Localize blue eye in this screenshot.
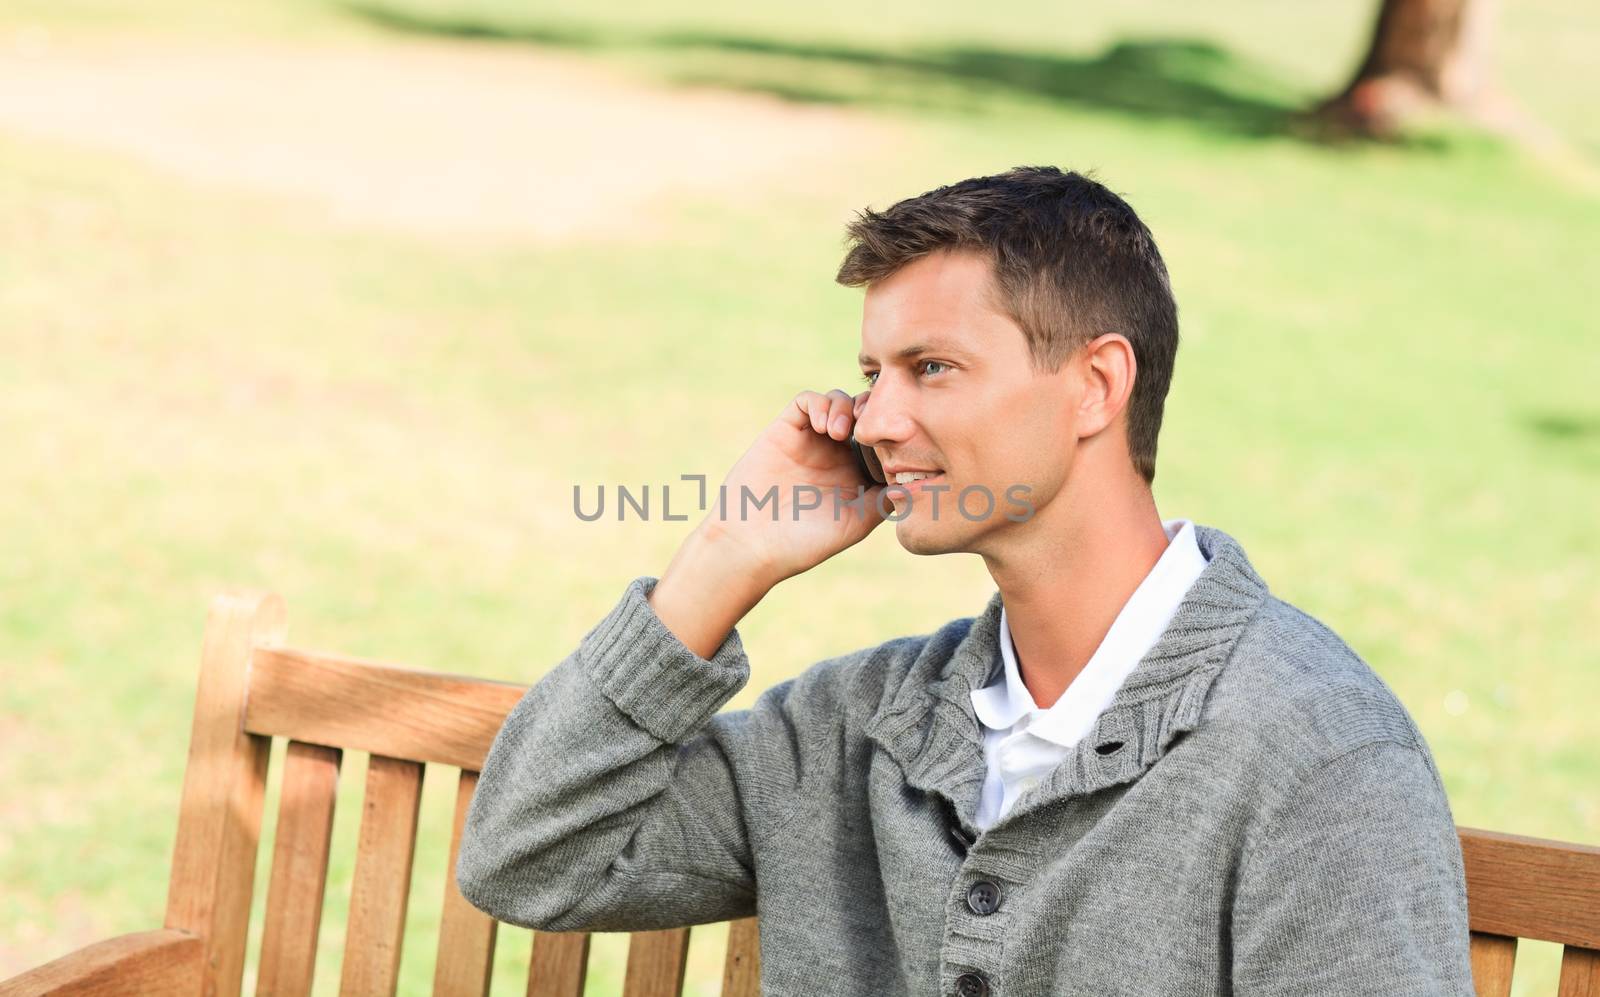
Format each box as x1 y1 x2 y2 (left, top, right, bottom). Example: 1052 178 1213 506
860 361 948 385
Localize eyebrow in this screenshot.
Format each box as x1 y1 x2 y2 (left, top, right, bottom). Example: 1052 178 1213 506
857 341 971 367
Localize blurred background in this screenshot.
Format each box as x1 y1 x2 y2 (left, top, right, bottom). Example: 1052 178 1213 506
1 0 1595 994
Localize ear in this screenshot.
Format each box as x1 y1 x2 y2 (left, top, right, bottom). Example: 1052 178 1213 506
1075 333 1137 439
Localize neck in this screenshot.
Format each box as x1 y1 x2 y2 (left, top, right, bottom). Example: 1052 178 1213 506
980 468 1170 710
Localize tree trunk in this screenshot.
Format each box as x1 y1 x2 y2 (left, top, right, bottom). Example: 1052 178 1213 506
1315 0 1498 137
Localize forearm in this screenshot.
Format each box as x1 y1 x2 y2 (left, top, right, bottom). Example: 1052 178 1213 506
456 574 759 931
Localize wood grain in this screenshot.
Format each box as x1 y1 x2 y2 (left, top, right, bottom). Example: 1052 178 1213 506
721 917 761 997
162 591 286 997
527 932 590 997
621 929 690 997
257 741 342 997
1559 945 1600 997
339 755 425 996
1461 826 1600 948
245 647 526 770
434 770 499 997
1468 931 1516 997
0 930 202 997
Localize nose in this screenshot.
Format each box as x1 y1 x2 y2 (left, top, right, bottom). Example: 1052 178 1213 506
852 381 914 452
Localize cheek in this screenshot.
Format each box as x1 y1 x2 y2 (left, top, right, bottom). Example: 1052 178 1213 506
950 384 1069 482
959 440 1035 499
985 415 1075 497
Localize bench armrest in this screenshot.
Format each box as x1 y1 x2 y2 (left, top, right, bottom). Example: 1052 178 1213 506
0 929 203 997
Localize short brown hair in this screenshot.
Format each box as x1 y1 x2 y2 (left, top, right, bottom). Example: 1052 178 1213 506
836 165 1179 486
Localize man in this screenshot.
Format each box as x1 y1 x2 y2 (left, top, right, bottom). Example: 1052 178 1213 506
457 166 1476 995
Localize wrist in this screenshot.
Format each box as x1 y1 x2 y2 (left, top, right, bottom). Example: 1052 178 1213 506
688 519 784 594
648 525 777 660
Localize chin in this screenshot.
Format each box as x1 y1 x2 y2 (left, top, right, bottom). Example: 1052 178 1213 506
892 511 974 556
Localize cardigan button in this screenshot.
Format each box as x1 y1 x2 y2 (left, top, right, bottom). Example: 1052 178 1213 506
955 971 991 997
966 879 1002 915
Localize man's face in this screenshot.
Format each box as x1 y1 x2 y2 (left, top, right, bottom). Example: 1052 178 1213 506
855 249 1081 555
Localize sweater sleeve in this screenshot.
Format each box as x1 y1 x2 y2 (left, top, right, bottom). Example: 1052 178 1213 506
1231 740 1476 996
454 575 822 933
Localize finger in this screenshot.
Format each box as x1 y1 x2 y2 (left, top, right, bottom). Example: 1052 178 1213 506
824 388 854 440
853 389 870 419
808 393 831 434
783 391 827 433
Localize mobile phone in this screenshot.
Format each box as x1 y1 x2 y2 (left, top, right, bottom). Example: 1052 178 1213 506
848 430 887 485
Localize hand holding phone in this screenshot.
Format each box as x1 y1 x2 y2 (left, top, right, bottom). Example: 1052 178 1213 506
650 388 888 656
685 388 889 588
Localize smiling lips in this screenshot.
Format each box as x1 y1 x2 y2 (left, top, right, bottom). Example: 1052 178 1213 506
887 471 946 500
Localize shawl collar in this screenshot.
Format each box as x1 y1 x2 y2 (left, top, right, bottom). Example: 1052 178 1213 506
863 523 1271 836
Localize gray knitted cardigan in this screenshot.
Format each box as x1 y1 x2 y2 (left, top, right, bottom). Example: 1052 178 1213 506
457 523 1476 996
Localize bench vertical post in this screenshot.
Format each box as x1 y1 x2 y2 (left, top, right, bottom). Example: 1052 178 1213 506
162 591 287 997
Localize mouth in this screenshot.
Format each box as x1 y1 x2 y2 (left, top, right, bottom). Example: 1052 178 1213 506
887 471 945 494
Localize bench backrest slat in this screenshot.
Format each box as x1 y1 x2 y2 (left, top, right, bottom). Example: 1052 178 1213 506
622 929 691 997
1558 946 1600 997
720 917 761 997
436 769 499 997
339 755 425 996
1468 931 1516 997
257 740 342 996
527 931 590 996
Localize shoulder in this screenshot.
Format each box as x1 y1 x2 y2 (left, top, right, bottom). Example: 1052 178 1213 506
1191 595 1463 853
1205 594 1435 780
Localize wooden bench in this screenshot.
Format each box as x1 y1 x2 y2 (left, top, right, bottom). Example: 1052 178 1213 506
1 590 1596 997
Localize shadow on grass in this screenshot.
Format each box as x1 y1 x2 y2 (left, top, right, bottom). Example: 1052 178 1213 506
1526 411 1600 441
1522 409 1600 473
336 2 1448 148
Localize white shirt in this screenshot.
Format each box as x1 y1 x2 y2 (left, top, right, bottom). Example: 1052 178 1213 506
969 518 1210 831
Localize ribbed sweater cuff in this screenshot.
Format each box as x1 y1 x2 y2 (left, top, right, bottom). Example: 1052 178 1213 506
577 575 751 743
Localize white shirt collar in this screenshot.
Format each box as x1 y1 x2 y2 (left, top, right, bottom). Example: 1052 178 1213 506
970 518 1210 747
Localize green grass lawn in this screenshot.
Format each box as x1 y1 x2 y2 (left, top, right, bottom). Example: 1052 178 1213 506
1 0 1596 994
